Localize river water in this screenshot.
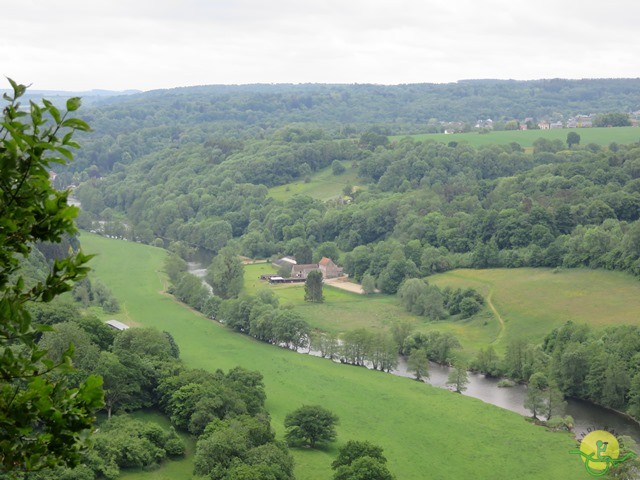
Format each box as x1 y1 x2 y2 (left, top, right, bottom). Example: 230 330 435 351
393 359 640 442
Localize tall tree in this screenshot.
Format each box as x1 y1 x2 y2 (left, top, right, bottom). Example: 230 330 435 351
304 270 324 303
206 248 244 299
0 79 104 471
331 440 387 470
284 405 338 448
524 372 548 420
566 131 581 148
447 360 470 393
407 348 430 381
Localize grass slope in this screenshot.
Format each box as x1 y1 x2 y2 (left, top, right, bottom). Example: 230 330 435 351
429 268 640 353
268 161 361 201
391 126 640 149
80 233 583 479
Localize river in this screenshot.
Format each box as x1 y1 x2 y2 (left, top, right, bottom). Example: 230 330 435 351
394 359 640 442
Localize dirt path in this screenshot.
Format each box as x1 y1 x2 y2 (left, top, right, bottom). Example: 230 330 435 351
324 277 364 294
487 290 505 344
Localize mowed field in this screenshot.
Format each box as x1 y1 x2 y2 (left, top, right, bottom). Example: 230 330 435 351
390 126 640 149
268 160 361 201
80 233 584 480
428 268 640 353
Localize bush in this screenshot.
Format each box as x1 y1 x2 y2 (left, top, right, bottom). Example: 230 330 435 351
459 297 482 318
332 160 346 175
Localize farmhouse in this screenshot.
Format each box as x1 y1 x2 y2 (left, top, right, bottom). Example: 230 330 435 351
291 263 320 279
290 257 342 280
318 257 341 278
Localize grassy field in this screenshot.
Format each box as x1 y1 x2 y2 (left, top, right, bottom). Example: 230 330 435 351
244 264 416 333
80 233 584 479
268 161 362 201
428 268 640 354
390 126 640 149
244 264 640 359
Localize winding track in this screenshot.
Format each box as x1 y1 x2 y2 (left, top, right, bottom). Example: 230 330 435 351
487 290 506 344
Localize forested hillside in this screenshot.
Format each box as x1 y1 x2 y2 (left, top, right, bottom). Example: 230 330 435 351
61 78 640 176
75 129 640 287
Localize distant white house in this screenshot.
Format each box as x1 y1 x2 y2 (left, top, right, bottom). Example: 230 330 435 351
106 319 130 331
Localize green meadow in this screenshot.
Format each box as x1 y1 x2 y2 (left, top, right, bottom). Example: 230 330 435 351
244 263 416 333
268 161 361 201
428 268 640 354
391 126 640 149
244 264 640 360
80 233 584 479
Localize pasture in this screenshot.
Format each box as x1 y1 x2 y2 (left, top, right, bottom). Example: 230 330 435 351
391 126 640 149
80 233 584 479
429 267 640 353
268 160 361 201
244 263 416 333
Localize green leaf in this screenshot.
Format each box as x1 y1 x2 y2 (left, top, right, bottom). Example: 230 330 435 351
60 118 91 131
54 146 73 161
66 97 81 112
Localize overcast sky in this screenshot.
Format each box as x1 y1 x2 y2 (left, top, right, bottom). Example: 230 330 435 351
3 0 639 91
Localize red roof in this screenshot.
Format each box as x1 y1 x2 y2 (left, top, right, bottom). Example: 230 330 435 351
319 257 333 266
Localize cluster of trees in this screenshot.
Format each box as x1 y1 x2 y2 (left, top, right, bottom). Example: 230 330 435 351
23 416 187 480
157 365 294 480
470 321 640 423
397 279 484 319
71 277 120 312
311 329 399 371
310 324 465 377
331 441 395 480
402 330 462 365
25 298 291 479
220 294 311 351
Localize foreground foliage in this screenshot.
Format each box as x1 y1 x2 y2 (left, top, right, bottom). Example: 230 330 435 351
0 80 103 472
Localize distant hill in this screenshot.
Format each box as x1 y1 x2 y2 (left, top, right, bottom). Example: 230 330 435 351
59 78 640 173
2 88 142 108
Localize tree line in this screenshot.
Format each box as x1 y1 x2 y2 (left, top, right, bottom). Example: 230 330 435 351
471 321 640 423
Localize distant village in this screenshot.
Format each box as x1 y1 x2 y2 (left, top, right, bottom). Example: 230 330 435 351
440 111 640 134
